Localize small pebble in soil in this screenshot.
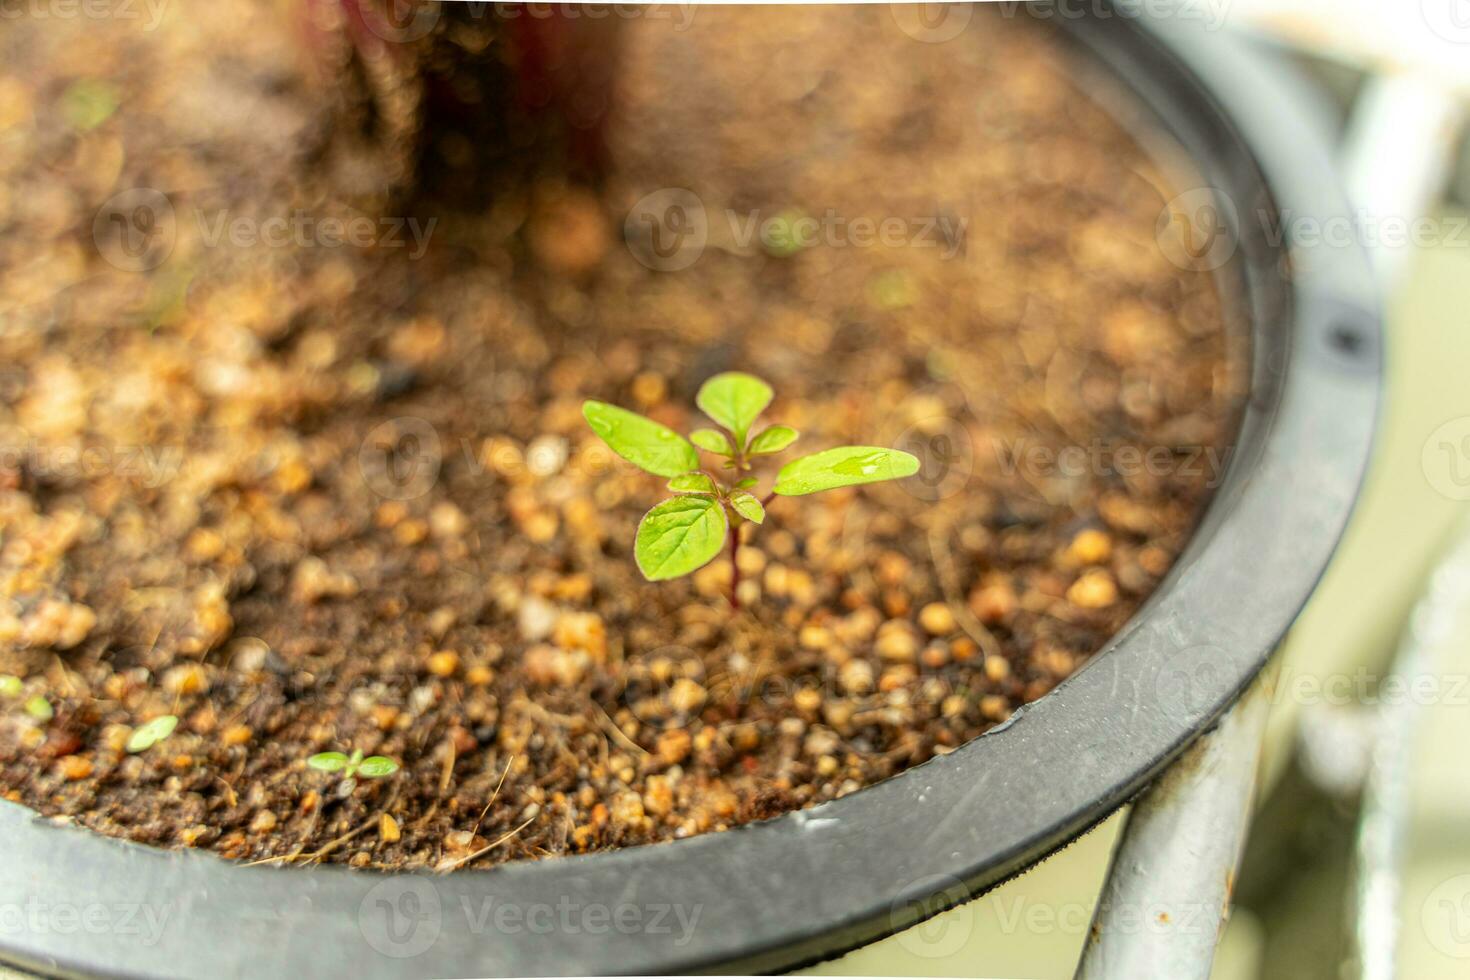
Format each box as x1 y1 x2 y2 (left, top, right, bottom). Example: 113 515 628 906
1066 570 1119 609
1068 529 1113 565
427 651 461 678
918 602 957 636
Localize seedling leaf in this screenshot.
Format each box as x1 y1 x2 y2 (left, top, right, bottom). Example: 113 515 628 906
582 400 700 477
761 209 809 258
733 477 758 490
126 715 178 753
773 446 921 496
25 696 52 722
308 752 349 773
729 491 765 524
690 428 733 455
748 425 798 456
635 495 728 581
0 675 20 697
356 756 400 778
62 78 119 131
695 373 772 446
667 473 717 495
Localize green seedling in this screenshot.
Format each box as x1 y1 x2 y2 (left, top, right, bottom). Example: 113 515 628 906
126 715 178 754
0 675 21 697
61 78 119 131
761 209 811 258
24 696 52 723
583 372 919 608
309 748 400 795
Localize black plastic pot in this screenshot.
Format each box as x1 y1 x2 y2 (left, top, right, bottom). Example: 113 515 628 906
0 8 1379 978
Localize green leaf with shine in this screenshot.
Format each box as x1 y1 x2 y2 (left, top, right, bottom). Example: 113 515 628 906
357 756 400 778
734 477 758 490
583 401 700 477
773 446 921 496
635 496 728 581
695 373 772 445
748 425 798 456
690 428 733 455
668 473 717 495
127 715 178 753
308 752 349 773
729 491 765 524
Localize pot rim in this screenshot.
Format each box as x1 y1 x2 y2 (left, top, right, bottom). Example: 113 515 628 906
0 9 1380 979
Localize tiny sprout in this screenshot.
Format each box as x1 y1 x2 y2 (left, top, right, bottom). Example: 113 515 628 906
308 748 399 781
583 372 919 609
25 696 53 723
61 78 119 132
760 209 810 258
127 715 178 754
0 675 21 697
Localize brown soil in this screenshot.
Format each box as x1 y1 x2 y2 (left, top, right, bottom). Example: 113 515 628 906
0 5 1241 870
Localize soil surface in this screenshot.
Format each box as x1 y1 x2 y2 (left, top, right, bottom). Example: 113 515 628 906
0 4 1241 869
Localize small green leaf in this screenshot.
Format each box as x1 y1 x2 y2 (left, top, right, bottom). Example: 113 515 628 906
25 696 52 722
356 756 400 778
668 473 717 495
761 209 810 258
126 715 178 754
689 428 733 455
729 491 765 524
62 78 119 131
733 477 758 490
308 752 349 773
870 268 916 310
773 446 921 496
583 400 700 477
748 425 798 456
696 373 772 446
634 495 728 581
0 675 21 697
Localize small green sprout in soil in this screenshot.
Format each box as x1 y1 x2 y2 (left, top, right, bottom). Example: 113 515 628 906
0 675 21 698
24 696 52 723
308 748 400 796
761 209 810 258
126 715 179 754
60 78 119 131
583 372 920 609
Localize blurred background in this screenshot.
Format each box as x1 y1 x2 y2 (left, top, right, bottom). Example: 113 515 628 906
813 4 1470 978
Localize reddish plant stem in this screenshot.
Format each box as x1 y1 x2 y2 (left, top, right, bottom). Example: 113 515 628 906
728 522 741 611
